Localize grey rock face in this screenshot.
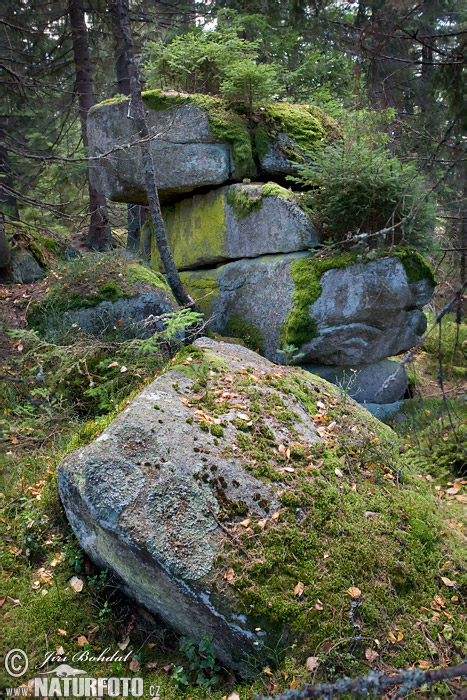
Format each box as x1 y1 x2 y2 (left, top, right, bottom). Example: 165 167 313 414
302 359 409 404
258 133 311 177
57 339 322 670
301 257 433 364
180 253 305 361
87 101 234 203
10 247 45 283
59 291 179 338
150 184 319 272
180 254 434 365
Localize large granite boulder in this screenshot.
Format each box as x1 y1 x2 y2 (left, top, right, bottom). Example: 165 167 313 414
57 338 450 674
88 99 234 203
302 359 409 404
27 254 179 339
149 183 319 272
87 92 338 203
180 251 434 365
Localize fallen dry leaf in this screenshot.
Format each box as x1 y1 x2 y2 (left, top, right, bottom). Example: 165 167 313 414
224 568 235 584
77 635 88 647
263 666 274 676
365 647 379 663
334 467 343 478
57 629 67 637
417 659 432 670
347 587 361 599
118 636 130 651
239 518 251 528
441 576 456 587
69 576 83 593
56 646 65 656
294 581 305 597
226 693 240 700
289 676 298 689
129 659 140 673
305 656 320 672
315 599 324 611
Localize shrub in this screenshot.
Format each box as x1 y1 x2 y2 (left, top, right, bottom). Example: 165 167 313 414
220 58 280 115
290 110 436 249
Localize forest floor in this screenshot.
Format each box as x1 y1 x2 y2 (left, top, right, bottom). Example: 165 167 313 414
0 248 465 699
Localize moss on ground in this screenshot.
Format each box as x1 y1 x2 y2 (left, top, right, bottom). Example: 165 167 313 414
225 182 294 220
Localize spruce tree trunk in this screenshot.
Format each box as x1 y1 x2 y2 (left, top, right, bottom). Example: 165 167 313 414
115 0 197 309
69 0 112 251
110 0 143 252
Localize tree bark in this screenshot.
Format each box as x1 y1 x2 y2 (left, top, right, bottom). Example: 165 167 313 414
68 0 112 251
0 142 19 222
110 0 144 253
114 0 197 309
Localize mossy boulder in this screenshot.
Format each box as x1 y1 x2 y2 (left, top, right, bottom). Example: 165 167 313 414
87 92 338 203
180 250 434 365
57 338 464 674
148 183 319 272
27 252 179 339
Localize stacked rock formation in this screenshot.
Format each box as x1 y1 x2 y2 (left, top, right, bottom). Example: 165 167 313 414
87 92 435 404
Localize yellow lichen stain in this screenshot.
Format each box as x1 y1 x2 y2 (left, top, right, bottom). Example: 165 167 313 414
150 189 228 272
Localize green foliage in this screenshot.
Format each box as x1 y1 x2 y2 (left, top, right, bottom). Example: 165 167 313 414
276 343 305 366
289 111 436 247
172 635 221 691
5 305 200 418
220 59 280 115
143 16 257 96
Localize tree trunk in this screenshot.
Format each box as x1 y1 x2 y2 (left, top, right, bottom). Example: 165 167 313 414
115 0 197 309
68 0 112 251
110 0 144 253
0 142 19 222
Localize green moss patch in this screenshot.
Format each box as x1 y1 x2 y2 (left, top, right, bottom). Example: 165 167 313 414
280 251 359 347
225 314 264 351
253 103 341 162
225 182 294 220
393 247 437 286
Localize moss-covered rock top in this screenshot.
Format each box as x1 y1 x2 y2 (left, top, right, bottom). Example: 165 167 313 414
91 90 340 179
27 252 172 330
